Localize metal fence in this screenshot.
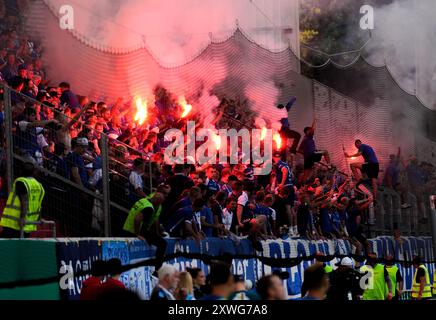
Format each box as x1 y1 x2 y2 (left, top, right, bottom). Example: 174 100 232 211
0 84 155 237
0 83 433 238
374 188 432 237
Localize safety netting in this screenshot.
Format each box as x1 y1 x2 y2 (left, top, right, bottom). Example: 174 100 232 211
22 0 436 171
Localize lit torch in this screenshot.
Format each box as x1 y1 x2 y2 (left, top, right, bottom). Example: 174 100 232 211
273 133 282 150
134 97 147 125
260 126 267 141
179 97 192 118
213 133 221 150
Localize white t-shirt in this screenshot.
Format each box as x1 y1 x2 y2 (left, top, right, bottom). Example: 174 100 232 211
129 170 143 190
237 191 249 207
222 208 233 231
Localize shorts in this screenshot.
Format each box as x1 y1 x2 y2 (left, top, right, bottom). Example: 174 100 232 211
304 151 323 169
284 185 295 206
361 163 379 179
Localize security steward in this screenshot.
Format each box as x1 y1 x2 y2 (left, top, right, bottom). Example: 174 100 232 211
412 255 432 300
359 252 393 300
385 254 403 300
123 187 169 270
0 162 45 238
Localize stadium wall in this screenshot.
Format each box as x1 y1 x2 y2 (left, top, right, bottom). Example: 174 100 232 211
0 237 433 300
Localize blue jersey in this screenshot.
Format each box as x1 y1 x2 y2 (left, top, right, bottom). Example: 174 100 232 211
358 144 378 164
276 160 293 186
206 179 220 195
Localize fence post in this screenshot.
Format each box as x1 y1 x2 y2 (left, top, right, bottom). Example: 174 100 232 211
3 86 14 192
429 196 436 263
101 134 111 236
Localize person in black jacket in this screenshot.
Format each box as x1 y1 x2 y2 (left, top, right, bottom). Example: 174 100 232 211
327 257 364 301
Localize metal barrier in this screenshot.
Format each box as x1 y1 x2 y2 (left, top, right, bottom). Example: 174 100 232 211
0 82 432 238
375 188 432 237
0 84 155 237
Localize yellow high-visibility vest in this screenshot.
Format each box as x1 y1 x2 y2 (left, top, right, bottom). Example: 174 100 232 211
385 265 399 296
412 265 432 299
433 272 436 295
0 177 45 233
360 264 388 300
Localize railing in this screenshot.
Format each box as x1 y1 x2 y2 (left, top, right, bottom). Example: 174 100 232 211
0 84 154 237
374 188 432 237
0 83 433 238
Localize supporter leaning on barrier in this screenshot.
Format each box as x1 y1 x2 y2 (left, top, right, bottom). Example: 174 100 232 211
0 162 44 238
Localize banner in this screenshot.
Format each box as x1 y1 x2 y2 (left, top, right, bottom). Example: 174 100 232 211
56 240 101 300
49 236 434 300
101 239 155 300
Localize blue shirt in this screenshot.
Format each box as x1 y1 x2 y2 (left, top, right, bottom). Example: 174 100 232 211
66 151 88 187
320 208 333 234
358 144 378 164
165 206 194 235
276 160 293 186
300 135 316 158
206 179 220 195
200 206 214 237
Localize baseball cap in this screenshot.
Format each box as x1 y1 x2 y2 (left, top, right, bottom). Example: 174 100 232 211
338 257 354 267
76 137 89 147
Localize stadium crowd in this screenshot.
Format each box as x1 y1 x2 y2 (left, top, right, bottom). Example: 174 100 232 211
1 0 436 303
0 2 436 250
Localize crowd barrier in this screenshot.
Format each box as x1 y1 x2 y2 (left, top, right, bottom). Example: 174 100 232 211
0 236 434 300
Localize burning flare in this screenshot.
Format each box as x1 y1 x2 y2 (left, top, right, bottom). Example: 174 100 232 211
134 97 147 125
273 133 282 150
179 97 193 118
213 133 221 150
260 126 267 141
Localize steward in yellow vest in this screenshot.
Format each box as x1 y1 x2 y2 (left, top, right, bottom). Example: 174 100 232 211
433 270 436 296
412 256 432 300
359 253 393 300
385 255 403 300
123 190 168 270
0 164 45 238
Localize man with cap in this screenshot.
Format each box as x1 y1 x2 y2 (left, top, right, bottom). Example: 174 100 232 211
327 257 364 301
66 137 89 188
